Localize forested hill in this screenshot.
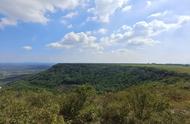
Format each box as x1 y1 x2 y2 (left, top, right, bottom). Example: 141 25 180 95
13 64 190 91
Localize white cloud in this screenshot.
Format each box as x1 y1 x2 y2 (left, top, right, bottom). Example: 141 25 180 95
100 22 158 47
0 18 17 28
0 0 85 28
89 0 130 23
87 8 95 13
48 14 190 53
47 42 73 49
111 48 130 53
146 0 167 9
47 32 102 50
101 15 190 47
146 1 152 7
23 46 32 51
63 12 78 19
122 5 132 12
96 28 108 34
177 16 190 25
148 11 170 18
86 16 97 22
60 20 73 29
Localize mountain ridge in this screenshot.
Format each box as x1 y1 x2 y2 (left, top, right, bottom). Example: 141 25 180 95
10 64 190 91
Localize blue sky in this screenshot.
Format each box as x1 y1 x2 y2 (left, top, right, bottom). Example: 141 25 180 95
0 0 190 63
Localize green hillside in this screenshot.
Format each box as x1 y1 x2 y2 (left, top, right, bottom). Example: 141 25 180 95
2 64 190 123
12 64 190 91
126 64 190 74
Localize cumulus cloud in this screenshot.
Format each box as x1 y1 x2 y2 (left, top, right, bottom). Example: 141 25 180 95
89 0 130 23
100 15 190 47
48 15 190 52
47 32 102 50
0 0 85 27
100 22 158 47
23 46 32 51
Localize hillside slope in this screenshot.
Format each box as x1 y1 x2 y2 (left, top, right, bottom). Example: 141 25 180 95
13 64 190 90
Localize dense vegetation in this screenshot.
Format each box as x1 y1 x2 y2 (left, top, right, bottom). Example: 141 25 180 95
126 64 190 74
1 83 190 124
14 64 190 91
1 64 190 124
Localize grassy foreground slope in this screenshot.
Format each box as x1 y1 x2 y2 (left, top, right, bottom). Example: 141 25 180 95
12 64 190 91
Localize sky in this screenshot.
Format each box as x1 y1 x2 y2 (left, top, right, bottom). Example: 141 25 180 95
0 0 190 63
